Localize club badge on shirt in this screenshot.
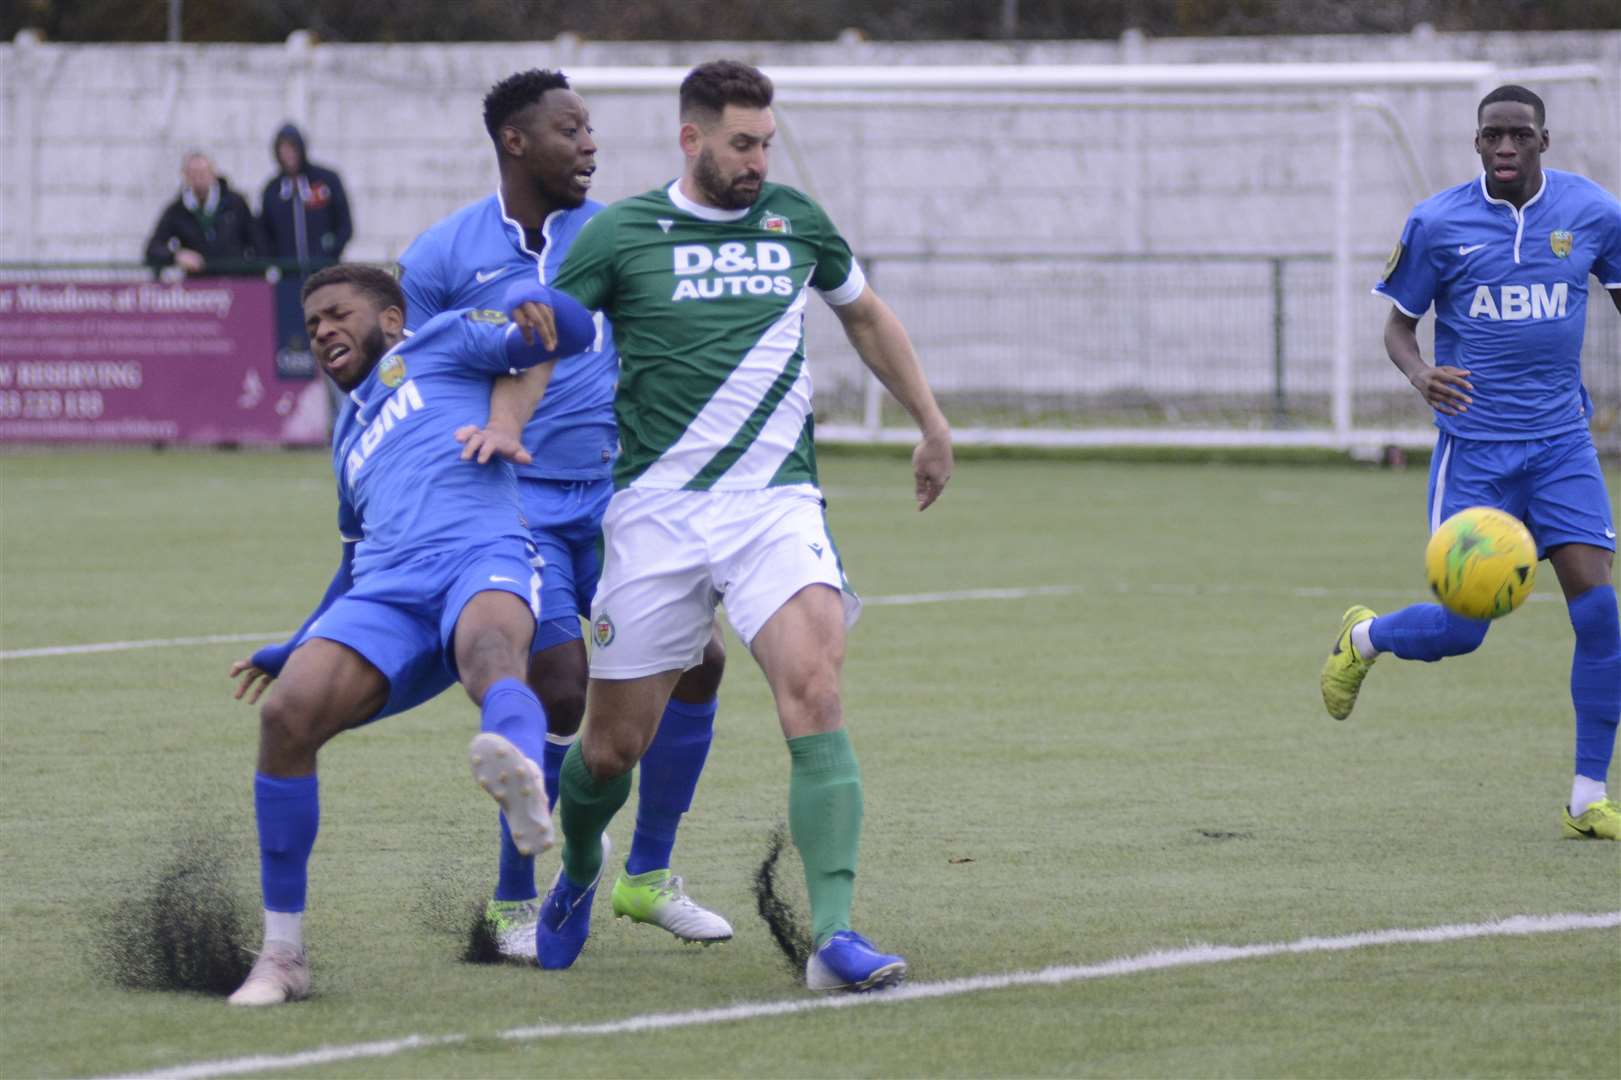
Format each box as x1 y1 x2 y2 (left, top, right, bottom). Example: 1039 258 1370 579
1549 230 1573 258
378 354 406 388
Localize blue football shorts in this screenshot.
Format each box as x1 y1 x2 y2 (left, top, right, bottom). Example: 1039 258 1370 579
519 477 613 654
299 537 542 722
1427 428 1617 559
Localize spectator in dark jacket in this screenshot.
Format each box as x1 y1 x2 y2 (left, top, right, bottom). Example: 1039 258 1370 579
258 123 353 267
144 152 257 274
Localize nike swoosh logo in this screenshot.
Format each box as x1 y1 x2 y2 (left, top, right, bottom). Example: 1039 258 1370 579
1569 821 1598 838
475 269 503 283
1457 243 1487 256
1607 528 1617 539
489 575 520 584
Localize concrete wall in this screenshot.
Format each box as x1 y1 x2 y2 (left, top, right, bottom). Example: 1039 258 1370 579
2 30 1617 428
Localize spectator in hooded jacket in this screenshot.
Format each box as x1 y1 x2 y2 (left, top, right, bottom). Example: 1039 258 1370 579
259 123 353 267
144 152 258 274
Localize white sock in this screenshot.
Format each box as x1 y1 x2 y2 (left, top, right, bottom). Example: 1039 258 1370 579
1350 618 1380 661
1570 775 1607 817
264 909 304 950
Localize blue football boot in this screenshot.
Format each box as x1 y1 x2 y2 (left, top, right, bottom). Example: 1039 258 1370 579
804 930 907 992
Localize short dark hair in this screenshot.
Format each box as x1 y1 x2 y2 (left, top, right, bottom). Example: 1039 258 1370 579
300 264 405 317
1478 84 1545 127
483 69 572 142
679 60 773 121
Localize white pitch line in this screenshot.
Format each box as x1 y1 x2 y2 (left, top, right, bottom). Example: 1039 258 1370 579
0 580 1562 661
864 583 1087 605
0 632 289 661
118 911 1619 1080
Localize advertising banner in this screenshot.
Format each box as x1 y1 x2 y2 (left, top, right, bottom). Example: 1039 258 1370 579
0 278 328 445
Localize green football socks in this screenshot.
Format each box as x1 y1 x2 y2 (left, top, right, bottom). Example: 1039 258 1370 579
787 728 864 948
557 741 631 887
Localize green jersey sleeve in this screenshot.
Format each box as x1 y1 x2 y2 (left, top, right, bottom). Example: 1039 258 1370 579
554 210 618 313
805 199 866 306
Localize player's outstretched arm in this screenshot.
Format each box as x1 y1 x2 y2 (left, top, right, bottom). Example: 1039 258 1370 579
830 286 953 510
458 283 595 465
1383 306 1472 416
463 371 544 465
228 541 355 703
500 281 594 367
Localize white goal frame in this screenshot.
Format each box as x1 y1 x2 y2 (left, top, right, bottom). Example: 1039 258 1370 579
572 62 1613 453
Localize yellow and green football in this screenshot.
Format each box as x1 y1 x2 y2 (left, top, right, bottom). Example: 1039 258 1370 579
1424 506 1537 620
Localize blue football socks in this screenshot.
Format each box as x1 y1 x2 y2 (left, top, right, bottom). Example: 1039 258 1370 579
1368 603 1490 662
626 696 716 876
543 733 573 814
1568 585 1621 782
255 772 319 914
482 677 546 903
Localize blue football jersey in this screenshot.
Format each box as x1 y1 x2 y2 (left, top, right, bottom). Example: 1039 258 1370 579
397 192 617 480
1374 169 1621 441
332 310 533 580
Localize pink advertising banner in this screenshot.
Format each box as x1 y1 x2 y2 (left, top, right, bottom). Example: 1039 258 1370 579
0 278 328 445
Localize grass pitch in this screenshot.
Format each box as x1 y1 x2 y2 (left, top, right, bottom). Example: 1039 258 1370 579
1 448 1618 1078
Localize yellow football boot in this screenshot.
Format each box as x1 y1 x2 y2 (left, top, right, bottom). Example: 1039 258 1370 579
1563 797 1621 840
1320 605 1378 721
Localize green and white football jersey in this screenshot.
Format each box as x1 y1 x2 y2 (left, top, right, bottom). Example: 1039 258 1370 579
554 180 866 491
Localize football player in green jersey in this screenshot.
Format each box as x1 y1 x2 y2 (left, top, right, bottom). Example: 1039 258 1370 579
470 59 952 990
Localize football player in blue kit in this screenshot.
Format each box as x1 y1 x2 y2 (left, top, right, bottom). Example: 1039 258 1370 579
224 264 595 1005
396 69 733 954
1321 85 1621 839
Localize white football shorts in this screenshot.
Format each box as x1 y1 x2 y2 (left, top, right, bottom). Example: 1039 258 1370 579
587 484 861 679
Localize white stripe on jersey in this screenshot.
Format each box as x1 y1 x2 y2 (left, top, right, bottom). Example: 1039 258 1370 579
632 286 810 491
723 364 815 487
1430 435 1454 534
1373 288 1427 320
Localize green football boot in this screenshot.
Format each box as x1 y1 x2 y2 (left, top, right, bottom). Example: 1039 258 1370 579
611 869 733 943
1320 605 1378 721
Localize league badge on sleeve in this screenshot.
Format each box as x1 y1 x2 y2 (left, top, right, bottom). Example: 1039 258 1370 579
1381 240 1404 281
1549 230 1573 258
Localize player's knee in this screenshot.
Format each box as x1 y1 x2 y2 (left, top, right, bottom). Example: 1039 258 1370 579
259 692 325 757
779 668 843 733
540 686 585 736
458 626 528 689
584 728 643 779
